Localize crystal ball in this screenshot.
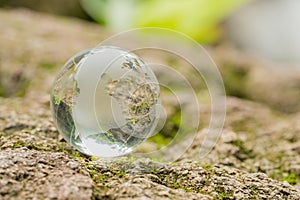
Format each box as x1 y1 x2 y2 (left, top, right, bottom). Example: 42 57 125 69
50 46 161 157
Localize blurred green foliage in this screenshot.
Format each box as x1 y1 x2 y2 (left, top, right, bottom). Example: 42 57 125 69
81 0 249 43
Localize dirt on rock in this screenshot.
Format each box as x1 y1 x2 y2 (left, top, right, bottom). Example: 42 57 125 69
0 8 300 200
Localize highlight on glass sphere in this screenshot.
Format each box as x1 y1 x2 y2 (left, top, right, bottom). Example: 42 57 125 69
50 46 161 158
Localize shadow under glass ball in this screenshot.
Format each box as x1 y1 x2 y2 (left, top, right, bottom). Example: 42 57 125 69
50 46 161 158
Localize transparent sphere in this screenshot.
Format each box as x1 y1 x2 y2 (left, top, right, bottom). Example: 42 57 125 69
50 46 160 157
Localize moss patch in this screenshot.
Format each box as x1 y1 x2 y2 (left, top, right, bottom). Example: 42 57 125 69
39 62 58 70
221 63 249 98
271 169 300 185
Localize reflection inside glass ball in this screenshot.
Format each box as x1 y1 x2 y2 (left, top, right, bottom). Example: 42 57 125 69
50 46 160 157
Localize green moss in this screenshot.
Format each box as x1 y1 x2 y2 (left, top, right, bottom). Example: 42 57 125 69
270 169 299 185
39 62 57 70
71 151 86 160
86 164 104 182
0 85 4 97
54 97 62 105
147 109 182 147
231 140 243 148
199 163 213 170
89 169 98 176
57 142 67 150
0 77 30 97
282 173 299 185
249 185 259 191
147 134 172 148
230 140 255 161
85 161 128 185
134 102 150 115
116 171 126 178
90 156 98 161
184 188 192 192
173 182 179 189
170 110 181 129
90 171 107 183
17 80 30 97
215 187 232 199
13 141 23 148
9 139 55 152
126 156 137 163
218 192 231 199
222 63 249 98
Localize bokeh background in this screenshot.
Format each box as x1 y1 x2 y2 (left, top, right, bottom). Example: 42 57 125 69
1 0 300 64
1 0 300 111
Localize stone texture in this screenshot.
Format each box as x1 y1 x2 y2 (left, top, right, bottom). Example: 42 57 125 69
85 159 300 199
0 148 93 200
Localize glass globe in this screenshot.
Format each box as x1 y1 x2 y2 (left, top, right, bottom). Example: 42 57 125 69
50 46 160 157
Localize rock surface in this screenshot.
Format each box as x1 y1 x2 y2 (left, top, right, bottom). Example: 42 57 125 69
0 149 92 200
0 8 300 199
